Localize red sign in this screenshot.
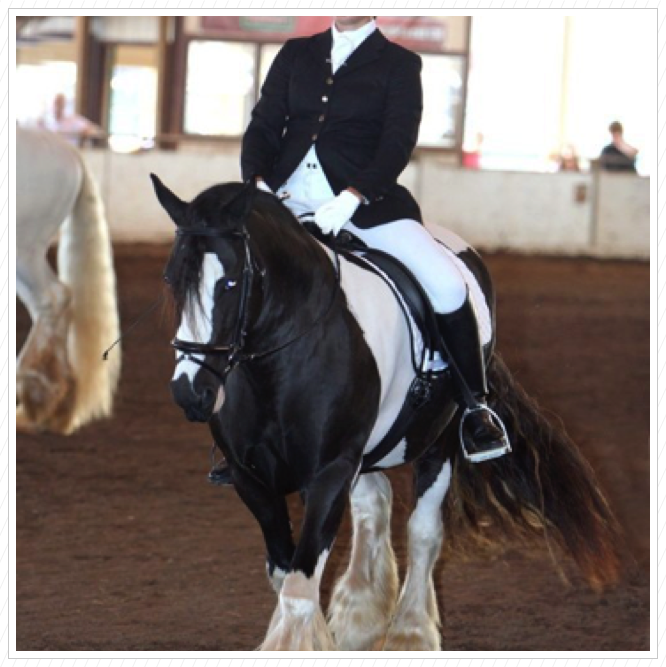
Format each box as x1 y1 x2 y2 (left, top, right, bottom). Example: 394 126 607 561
199 16 449 53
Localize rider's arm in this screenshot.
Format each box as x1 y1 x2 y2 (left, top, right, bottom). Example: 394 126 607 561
348 51 423 202
241 41 296 183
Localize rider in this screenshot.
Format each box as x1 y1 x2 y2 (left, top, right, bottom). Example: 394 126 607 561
210 16 508 484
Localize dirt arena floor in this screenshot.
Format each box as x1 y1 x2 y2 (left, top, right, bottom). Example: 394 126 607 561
17 245 649 651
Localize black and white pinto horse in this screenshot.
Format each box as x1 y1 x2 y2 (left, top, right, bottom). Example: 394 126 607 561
152 177 621 651
17 127 120 434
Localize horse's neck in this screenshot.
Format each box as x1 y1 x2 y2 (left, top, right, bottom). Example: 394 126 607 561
249 219 337 348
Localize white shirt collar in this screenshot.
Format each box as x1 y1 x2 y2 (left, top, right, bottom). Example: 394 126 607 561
331 19 377 52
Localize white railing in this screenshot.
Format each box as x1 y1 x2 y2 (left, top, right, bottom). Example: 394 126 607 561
81 145 649 260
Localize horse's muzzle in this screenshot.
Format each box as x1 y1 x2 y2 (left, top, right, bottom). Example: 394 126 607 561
170 375 217 423
183 402 213 423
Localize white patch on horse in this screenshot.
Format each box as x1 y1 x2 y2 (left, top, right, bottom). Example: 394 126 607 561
213 386 226 413
279 549 329 606
329 472 399 650
174 252 225 384
384 460 451 650
261 549 335 650
373 438 407 469
353 257 425 369
267 564 288 594
335 254 416 455
411 460 452 537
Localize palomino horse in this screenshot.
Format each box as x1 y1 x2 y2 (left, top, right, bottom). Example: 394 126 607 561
17 127 120 434
152 177 620 651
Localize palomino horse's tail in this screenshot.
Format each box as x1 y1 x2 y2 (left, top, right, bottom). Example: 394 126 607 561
444 353 622 590
57 157 121 430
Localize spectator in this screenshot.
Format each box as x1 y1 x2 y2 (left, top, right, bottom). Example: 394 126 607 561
599 121 638 173
39 93 101 146
556 143 581 172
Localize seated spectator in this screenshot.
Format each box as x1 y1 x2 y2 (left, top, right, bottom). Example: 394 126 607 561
555 143 581 172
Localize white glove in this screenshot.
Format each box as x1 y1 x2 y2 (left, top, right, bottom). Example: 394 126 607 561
314 190 361 236
256 179 274 195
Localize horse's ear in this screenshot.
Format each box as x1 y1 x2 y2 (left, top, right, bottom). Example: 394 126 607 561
150 173 187 226
226 181 257 224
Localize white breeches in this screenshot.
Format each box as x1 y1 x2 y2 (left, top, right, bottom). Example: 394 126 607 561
345 219 468 314
280 147 468 315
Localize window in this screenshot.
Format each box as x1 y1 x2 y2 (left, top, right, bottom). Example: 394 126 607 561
16 37 78 128
465 16 566 171
418 55 465 148
258 44 281 93
107 45 158 151
16 60 78 127
184 41 256 136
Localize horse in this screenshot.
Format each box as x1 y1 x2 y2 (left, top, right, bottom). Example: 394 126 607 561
16 127 121 435
151 175 621 651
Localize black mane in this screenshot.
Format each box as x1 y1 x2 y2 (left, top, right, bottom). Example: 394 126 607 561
165 182 320 326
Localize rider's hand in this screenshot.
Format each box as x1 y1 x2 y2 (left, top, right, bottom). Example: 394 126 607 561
315 190 361 236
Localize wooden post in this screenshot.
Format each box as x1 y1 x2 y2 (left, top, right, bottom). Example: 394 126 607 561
156 16 170 145
458 17 473 166
160 17 187 148
74 16 92 115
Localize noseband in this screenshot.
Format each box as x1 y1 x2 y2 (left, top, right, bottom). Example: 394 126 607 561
171 223 340 385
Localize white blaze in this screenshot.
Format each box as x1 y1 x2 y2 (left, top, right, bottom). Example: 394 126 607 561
173 252 225 384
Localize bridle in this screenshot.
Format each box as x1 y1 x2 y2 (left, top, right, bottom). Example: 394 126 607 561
170 222 341 385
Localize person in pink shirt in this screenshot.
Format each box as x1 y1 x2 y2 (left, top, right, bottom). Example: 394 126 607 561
39 93 101 145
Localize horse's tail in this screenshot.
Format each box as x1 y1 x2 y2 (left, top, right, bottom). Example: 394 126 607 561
57 156 121 430
443 353 622 590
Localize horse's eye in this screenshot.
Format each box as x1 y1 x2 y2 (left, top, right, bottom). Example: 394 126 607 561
224 279 238 291
163 273 173 286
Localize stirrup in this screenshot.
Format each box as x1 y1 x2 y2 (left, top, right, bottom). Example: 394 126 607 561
459 404 512 463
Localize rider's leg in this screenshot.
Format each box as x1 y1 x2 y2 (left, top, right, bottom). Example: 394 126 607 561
345 219 508 461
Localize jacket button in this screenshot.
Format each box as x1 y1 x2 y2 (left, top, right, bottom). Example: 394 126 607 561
326 77 334 85
318 115 325 122
322 96 329 103
312 134 318 141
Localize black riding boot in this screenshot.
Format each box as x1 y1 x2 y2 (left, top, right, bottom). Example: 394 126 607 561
436 299 511 463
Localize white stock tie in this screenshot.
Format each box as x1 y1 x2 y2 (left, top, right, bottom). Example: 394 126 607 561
331 33 355 74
